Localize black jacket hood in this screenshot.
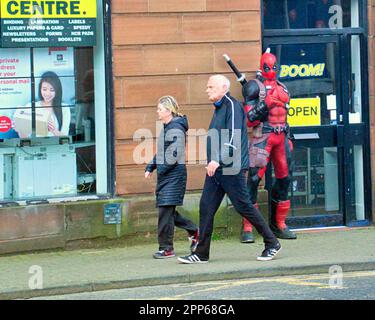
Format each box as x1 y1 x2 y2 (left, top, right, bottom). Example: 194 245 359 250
167 115 189 132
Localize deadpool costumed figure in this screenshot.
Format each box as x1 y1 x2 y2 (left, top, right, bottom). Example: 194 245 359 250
240 49 297 242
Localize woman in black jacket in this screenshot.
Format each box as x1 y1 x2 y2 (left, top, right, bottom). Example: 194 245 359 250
145 96 198 259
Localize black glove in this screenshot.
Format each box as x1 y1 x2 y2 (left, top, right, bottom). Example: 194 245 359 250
248 101 268 122
242 81 259 104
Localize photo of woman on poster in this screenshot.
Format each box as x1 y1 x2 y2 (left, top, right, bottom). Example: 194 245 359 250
13 71 71 138
37 71 71 137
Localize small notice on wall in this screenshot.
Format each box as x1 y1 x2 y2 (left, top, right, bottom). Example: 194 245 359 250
0 0 97 47
103 203 122 225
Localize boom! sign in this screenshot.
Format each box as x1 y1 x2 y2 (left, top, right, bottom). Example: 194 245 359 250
280 63 326 79
0 0 96 47
287 97 321 127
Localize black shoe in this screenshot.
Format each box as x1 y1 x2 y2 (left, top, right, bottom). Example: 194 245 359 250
270 224 297 239
240 231 255 243
177 254 208 264
153 249 175 259
188 230 199 253
257 243 282 261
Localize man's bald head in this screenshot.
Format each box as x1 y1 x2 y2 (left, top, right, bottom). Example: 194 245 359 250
206 75 231 103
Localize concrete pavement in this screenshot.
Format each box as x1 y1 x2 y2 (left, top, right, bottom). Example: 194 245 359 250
0 226 374 299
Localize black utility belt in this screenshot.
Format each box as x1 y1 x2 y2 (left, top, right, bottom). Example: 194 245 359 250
262 124 289 134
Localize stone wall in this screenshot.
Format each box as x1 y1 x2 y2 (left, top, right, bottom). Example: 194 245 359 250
0 191 268 255
111 0 262 195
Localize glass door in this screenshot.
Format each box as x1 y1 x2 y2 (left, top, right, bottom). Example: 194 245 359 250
264 34 371 229
264 36 341 228
261 0 371 230
340 33 371 226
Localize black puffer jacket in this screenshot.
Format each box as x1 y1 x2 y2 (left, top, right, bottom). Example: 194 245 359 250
145 116 188 207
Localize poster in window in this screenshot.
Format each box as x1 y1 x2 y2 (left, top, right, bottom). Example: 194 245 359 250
0 48 31 139
278 43 329 81
34 47 75 77
33 47 75 137
2 47 76 139
0 48 31 107
33 47 76 108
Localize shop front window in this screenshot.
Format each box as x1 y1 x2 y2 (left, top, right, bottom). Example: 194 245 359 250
268 41 337 126
264 0 360 30
0 1 108 202
288 147 339 216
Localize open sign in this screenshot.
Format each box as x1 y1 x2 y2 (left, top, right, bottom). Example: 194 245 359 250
288 97 321 127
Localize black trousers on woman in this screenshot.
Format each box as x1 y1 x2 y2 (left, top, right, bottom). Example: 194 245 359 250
158 205 197 251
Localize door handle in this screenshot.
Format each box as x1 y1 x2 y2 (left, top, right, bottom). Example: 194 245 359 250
337 124 344 147
293 133 320 140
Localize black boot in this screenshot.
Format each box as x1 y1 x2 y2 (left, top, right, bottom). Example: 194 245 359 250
270 200 297 240
241 217 255 243
241 231 255 243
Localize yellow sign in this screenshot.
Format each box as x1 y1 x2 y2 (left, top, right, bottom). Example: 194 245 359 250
288 97 321 127
280 63 325 78
1 0 96 19
1 0 97 47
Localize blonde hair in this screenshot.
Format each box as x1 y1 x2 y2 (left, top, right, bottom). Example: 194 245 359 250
157 95 183 117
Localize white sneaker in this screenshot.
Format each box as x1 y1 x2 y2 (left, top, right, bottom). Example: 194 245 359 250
257 244 282 261
177 254 208 264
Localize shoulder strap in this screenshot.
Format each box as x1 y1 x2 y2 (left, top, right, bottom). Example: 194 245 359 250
276 80 288 91
252 78 266 101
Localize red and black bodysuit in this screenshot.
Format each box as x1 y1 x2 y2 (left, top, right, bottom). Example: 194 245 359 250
241 50 297 241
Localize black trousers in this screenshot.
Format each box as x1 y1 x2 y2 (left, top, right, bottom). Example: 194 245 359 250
158 205 197 251
194 169 279 260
